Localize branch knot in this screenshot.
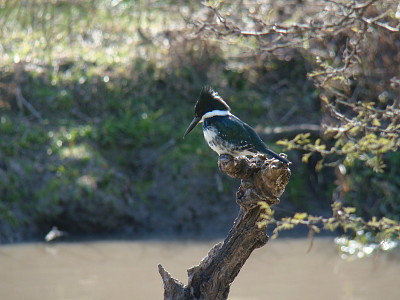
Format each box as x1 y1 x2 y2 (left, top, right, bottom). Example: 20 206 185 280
219 154 291 208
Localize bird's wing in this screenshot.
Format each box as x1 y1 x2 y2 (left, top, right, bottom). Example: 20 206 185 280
207 115 259 152
208 115 290 163
242 120 290 163
241 121 270 153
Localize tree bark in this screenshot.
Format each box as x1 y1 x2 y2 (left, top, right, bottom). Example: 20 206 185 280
158 154 291 300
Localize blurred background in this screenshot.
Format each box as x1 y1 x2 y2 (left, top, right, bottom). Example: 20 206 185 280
0 0 399 243
0 0 316 241
1 1 400 299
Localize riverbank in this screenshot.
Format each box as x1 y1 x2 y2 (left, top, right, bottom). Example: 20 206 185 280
1 1 398 243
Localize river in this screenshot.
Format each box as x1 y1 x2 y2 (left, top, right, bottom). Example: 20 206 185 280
0 238 399 300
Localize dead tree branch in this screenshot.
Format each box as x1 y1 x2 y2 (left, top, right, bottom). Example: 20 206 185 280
159 155 291 300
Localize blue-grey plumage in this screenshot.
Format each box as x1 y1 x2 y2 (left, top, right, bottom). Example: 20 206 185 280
184 87 290 164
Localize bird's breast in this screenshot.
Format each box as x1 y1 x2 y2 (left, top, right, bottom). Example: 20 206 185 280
203 127 224 154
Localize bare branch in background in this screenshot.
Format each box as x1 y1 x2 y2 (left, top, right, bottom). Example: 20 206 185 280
188 0 400 171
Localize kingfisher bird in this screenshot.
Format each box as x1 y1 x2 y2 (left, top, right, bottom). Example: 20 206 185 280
183 87 290 164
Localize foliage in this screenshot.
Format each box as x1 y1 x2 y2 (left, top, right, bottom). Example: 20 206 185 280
192 0 400 171
190 0 400 245
258 200 400 251
279 99 400 172
0 0 399 243
0 0 216 241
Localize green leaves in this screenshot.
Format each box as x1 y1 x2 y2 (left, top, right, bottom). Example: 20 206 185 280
278 98 400 173
256 200 400 248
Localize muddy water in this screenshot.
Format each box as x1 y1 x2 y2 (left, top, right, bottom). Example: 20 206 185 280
0 238 399 300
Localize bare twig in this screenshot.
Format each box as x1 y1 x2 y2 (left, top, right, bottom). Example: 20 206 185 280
14 85 43 121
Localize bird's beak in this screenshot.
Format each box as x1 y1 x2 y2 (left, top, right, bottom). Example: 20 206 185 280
183 117 201 138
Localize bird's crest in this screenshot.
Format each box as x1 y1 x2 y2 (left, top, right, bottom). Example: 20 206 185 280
194 86 231 118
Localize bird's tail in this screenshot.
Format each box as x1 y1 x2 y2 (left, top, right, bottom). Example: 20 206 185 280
263 148 291 164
